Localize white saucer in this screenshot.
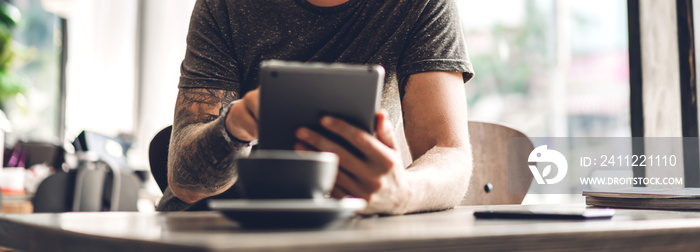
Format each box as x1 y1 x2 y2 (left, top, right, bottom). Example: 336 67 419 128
208 198 366 228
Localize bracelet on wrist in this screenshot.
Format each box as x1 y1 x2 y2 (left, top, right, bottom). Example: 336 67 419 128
220 100 254 147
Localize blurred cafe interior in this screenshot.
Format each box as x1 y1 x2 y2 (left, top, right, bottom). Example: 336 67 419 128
1 0 700 251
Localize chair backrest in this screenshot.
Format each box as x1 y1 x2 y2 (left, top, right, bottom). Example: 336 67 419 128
149 126 172 193
32 172 72 212
461 121 534 205
33 161 140 212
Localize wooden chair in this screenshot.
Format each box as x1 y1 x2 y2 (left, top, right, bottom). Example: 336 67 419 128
461 121 534 205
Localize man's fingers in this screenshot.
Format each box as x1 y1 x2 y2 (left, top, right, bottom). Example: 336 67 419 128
296 127 377 180
223 89 260 141
243 89 260 121
330 187 350 199
335 169 371 199
227 104 258 141
375 110 396 149
320 116 395 167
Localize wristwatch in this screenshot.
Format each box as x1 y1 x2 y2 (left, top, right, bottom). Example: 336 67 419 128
219 100 255 147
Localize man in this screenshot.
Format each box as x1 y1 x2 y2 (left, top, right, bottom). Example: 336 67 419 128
158 0 474 215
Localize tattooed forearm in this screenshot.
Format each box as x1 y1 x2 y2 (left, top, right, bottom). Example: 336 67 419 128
168 88 249 202
219 90 236 115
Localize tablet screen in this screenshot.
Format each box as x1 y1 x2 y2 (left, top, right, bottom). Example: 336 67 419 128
257 60 384 154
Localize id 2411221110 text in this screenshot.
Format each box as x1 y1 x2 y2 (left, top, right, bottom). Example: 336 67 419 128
580 155 678 168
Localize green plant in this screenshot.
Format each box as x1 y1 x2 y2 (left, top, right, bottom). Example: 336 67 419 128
0 1 26 106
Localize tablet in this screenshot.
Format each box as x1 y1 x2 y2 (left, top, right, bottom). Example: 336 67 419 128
257 60 385 154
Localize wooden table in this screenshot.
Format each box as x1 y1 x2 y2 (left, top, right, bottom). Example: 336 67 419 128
1 204 700 251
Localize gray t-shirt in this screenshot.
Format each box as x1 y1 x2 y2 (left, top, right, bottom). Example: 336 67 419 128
160 0 474 211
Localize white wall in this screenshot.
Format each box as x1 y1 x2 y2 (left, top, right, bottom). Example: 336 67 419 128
132 0 196 171
64 0 139 140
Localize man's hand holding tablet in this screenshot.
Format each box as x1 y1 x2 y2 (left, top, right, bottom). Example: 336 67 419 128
224 89 260 143
294 110 411 215
241 60 410 214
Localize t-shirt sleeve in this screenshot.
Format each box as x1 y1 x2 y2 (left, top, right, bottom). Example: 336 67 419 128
398 0 474 91
179 0 241 91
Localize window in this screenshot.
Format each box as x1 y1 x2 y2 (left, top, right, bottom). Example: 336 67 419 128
457 0 630 202
459 0 629 138
4 0 61 142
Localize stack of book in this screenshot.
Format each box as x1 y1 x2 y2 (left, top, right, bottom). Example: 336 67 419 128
583 188 700 210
